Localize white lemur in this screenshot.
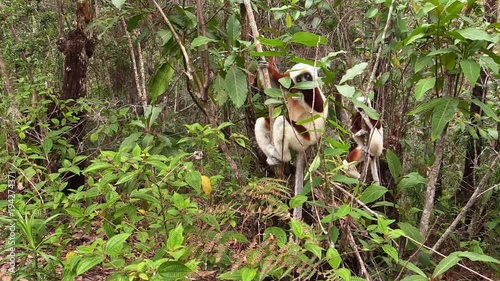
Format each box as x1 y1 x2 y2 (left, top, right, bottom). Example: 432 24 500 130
343 97 383 183
255 58 327 165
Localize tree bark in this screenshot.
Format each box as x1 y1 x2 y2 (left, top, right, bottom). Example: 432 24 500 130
56 0 95 190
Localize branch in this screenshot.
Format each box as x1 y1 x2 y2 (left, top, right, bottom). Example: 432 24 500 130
432 151 500 253
364 0 395 95
150 0 204 97
320 171 495 281
121 19 145 108
419 130 448 238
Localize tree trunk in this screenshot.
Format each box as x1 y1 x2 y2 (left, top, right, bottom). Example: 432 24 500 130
56 0 95 190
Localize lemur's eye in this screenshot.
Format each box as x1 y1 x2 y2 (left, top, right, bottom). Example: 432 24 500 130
305 73 312 81
296 77 302 83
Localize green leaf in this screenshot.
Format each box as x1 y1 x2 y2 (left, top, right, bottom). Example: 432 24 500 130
167 224 184 251
191 36 218 49
398 259 427 277
43 138 53 153
290 31 327 47
305 241 323 259
408 98 443 115
289 195 307 208
157 261 193 280
457 251 500 264
433 253 461 278
148 62 174 103
185 170 201 192
334 204 351 220
226 15 241 43
116 172 136 185
104 233 131 256
459 60 480 86
157 29 173 45
83 162 113 174
335 84 355 98
225 65 248 108
76 256 104 276
339 62 368 84
241 267 257 281
398 222 424 244
257 37 284 47
456 28 496 42
290 218 304 238
414 77 435 100
336 268 351 281
386 150 402 179
415 55 433 73
264 227 287 247
472 99 500 122
112 0 126 10
382 244 399 262
397 172 427 191
431 97 459 141
326 248 342 269
360 185 388 204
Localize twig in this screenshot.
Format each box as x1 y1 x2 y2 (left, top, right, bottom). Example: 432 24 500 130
121 18 143 105
364 0 395 95
320 171 494 281
432 151 500 253
347 227 372 281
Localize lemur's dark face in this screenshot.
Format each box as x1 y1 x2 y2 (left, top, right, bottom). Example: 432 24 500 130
294 71 313 83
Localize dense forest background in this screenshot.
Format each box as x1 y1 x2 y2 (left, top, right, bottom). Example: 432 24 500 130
0 0 499 280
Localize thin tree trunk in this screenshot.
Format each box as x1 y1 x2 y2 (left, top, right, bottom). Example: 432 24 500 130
0 51 20 119
56 0 95 190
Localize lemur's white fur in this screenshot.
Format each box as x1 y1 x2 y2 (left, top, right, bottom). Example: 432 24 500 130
255 63 327 165
343 97 383 183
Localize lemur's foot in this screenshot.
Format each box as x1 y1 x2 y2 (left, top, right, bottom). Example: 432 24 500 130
257 60 269 69
266 156 281 166
342 160 361 179
354 129 369 137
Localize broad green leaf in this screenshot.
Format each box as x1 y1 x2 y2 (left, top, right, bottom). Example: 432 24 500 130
225 65 248 108
289 195 307 208
334 204 351 220
104 233 131 256
326 248 341 269
290 218 304 238
398 259 427 277
257 37 284 47
76 256 104 276
457 251 500 264
43 138 53 153
360 185 388 204
213 74 228 105
157 261 193 280
456 28 496 42
156 29 173 45
191 36 218 49
386 150 402 179
427 47 458 57
305 241 323 259
83 162 113 174
415 55 433 73
397 172 427 191
431 97 459 141
226 15 241 43
336 268 351 281
408 98 444 115
335 84 355 98
185 170 201 192
471 99 500 122
339 62 368 84
414 77 435 100
241 267 257 281
459 60 480 86
112 0 126 10
290 31 327 47
433 253 461 278
398 222 424 244
148 63 174 103
167 224 184 251
115 172 136 185
382 244 399 262
264 227 287 247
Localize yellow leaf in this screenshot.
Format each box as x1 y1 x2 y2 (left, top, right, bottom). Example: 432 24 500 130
66 251 76 262
138 209 147 215
201 175 212 195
